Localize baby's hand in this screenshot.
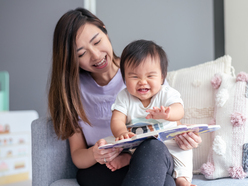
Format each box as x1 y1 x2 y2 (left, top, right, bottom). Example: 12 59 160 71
146 106 171 120
116 132 136 141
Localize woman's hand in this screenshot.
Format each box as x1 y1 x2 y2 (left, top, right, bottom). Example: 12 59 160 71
92 139 123 164
175 132 202 150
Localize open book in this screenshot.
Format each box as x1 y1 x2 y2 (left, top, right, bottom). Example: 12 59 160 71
99 124 220 150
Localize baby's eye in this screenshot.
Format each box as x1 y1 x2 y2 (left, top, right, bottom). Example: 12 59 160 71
131 76 138 78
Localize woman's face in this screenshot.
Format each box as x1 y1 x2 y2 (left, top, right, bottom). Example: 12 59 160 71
76 23 114 74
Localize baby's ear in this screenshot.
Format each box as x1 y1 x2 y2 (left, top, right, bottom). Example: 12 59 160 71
161 75 164 84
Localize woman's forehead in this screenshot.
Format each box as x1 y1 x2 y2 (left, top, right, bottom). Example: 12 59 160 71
76 23 101 48
77 23 101 40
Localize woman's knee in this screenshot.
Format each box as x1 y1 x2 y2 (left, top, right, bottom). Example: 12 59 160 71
134 139 169 160
139 138 168 153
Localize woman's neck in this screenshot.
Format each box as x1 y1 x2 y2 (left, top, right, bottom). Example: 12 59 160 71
91 58 120 86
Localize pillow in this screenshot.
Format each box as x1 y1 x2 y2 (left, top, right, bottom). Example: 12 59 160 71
201 72 248 179
166 55 233 172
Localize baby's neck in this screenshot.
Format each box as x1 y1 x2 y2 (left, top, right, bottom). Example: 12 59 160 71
141 98 152 108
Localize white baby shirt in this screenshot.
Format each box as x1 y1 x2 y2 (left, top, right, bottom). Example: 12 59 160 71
111 85 184 129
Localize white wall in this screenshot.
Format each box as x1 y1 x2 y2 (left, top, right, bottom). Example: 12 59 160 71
0 1 84 117
96 0 215 71
224 0 248 74
0 1 220 117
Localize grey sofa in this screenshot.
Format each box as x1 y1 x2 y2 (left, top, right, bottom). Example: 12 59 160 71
31 117 248 186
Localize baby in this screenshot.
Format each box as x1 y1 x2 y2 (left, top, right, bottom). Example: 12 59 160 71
107 40 193 186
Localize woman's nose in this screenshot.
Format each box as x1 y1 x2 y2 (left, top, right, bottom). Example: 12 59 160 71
90 47 100 60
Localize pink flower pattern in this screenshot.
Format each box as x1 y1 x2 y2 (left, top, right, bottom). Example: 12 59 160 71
201 162 215 179
230 112 246 127
228 166 247 179
211 74 222 89
236 72 248 82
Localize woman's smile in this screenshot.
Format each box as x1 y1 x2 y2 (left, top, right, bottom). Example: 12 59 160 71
93 56 108 69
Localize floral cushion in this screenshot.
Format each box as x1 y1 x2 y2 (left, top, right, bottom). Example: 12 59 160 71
166 55 233 172
201 72 248 179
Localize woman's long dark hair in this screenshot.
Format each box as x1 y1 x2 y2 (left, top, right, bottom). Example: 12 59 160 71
48 8 118 140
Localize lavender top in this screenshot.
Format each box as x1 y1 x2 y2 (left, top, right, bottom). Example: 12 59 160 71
79 69 126 146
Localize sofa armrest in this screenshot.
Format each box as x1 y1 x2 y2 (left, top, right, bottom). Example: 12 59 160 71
31 117 78 186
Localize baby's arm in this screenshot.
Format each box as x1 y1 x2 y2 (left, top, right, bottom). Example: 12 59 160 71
146 103 184 121
111 110 135 141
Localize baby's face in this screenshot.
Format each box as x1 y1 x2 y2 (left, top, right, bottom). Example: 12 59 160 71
124 56 163 107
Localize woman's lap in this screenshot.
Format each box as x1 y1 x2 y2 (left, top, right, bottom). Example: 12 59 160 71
77 163 129 186
122 138 175 186
77 138 175 186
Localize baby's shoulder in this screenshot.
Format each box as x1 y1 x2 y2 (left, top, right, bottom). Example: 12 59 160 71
160 85 171 92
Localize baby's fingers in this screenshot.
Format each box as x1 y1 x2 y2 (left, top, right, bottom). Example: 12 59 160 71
128 132 136 138
146 114 152 119
116 136 124 141
153 107 162 113
146 109 153 113
164 106 171 114
161 106 166 112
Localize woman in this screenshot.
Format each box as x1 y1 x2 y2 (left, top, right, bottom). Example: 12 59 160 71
48 7 201 186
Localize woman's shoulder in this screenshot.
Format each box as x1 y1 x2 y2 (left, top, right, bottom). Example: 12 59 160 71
79 71 91 82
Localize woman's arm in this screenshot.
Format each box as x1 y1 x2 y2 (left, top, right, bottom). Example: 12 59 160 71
69 130 121 169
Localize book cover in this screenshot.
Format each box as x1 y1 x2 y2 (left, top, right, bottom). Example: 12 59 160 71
99 124 220 150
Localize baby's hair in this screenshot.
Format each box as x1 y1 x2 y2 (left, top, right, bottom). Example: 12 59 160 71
120 39 168 83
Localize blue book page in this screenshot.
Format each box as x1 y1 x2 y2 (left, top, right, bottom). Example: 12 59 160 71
196 124 221 134
157 124 221 141
157 126 188 141
186 124 209 133
98 124 221 150
99 125 186 150
99 136 155 150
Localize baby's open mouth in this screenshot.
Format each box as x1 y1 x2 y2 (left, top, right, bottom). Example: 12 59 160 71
138 88 150 92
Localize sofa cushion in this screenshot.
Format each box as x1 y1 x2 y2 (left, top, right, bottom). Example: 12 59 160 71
201 72 248 179
50 179 79 186
166 55 233 172
49 176 248 186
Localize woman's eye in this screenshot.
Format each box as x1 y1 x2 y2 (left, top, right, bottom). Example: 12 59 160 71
79 52 86 58
94 39 101 45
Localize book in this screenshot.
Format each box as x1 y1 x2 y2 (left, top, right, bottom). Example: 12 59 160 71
99 124 221 150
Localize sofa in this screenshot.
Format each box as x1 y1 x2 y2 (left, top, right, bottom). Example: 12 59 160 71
31 55 248 186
